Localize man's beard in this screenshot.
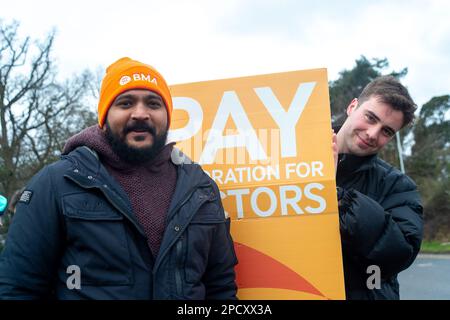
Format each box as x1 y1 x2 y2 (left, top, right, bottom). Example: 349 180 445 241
105 121 168 165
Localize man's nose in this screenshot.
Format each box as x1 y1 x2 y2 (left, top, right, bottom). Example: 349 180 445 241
366 125 380 141
131 102 150 120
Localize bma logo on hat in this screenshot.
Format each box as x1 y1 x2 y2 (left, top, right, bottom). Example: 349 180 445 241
119 75 132 86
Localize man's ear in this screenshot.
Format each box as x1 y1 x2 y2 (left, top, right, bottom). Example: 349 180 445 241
346 98 358 116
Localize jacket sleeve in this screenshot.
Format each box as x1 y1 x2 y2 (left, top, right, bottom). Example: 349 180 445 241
339 174 423 279
202 184 238 300
0 166 63 299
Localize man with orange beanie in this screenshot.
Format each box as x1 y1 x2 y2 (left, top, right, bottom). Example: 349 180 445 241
0 57 238 300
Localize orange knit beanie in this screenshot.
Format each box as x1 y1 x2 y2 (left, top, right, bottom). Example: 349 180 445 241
97 57 172 127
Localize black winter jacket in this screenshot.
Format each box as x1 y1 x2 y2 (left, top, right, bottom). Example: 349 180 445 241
0 146 238 299
337 153 423 300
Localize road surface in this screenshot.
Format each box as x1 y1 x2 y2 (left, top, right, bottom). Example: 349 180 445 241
398 254 450 300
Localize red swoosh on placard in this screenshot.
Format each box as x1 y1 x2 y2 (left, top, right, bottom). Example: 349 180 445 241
234 242 325 298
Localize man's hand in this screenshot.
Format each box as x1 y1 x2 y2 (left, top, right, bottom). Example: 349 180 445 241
332 130 338 175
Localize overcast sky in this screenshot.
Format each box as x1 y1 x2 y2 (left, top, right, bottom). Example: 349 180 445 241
2 0 450 106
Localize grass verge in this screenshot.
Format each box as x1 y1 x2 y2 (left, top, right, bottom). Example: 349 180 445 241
420 240 450 254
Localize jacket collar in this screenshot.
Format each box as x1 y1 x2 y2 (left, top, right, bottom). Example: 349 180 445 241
337 152 377 175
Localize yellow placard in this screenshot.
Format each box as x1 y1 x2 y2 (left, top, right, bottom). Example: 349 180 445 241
170 69 345 300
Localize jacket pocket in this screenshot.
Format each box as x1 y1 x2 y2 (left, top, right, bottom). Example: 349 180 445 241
184 191 225 284
61 192 133 286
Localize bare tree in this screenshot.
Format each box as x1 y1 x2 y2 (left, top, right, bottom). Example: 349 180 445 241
0 20 96 197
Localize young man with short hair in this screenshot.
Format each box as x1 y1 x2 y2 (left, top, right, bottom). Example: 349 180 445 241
333 76 423 300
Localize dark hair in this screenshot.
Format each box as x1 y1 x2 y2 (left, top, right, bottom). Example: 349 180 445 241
358 75 417 127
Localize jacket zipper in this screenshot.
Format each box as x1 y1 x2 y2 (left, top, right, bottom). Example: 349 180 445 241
154 191 210 271
175 235 183 296
152 188 208 299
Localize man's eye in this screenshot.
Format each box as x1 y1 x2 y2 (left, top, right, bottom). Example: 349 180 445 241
118 101 132 107
147 101 162 108
383 128 394 137
365 114 375 122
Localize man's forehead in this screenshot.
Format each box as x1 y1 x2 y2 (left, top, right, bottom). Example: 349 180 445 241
115 89 163 100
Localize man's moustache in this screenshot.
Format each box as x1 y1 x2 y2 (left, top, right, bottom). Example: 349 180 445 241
124 123 156 136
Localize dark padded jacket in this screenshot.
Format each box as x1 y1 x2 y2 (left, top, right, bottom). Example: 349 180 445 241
0 146 238 299
337 153 423 300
